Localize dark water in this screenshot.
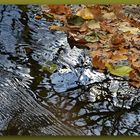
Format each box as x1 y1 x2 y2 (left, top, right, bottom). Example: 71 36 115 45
0 5 140 136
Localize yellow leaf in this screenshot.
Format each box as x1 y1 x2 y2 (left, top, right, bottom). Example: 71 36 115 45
118 22 140 35
102 12 117 20
105 63 133 77
87 20 100 29
76 8 94 20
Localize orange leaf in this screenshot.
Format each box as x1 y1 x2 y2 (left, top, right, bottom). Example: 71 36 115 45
48 5 71 15
129 70 140 88
92 55 106 70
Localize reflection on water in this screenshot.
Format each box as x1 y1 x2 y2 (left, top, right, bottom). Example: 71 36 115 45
0 5 140 136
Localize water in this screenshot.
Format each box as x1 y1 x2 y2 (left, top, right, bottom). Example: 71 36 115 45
0 5 140 136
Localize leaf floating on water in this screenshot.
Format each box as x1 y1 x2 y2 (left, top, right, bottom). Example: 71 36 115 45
35 15 43 20
41 61 58 74
76 7 94 20
42 13 54 20
105 63 133 77
49 25 69 32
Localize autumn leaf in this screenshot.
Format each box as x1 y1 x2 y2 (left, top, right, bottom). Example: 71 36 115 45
105 63 133 77
100 21 117 33
111 4 125 19
92 55 106 70
102 12 117 20
48 5 72 15
40 4 140 88
111 49 128 61
87 20 100 30
49 25 69 32
76 7 94 20
129 70 140 88
35 15 43 20
85 43 101 50
84 33 99 43
41 61 58 74
89 5 102 21
118 22 140 35
67 15 84 26
111 33 125 45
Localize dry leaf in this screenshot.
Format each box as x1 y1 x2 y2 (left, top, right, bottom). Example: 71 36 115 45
100 21 117 33
76 7 94 20
87 20 100 30
92 55 106 70
129 70 140 88
111 33 125 45
48 5 71 15
102 12 117 20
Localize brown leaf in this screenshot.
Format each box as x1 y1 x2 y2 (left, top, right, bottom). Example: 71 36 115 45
48 5 72 15
85 43 101 50
49 25 69 32
129 70 140 88
111 4 125 19
76 7 94 20
111 33 125 45
100 21 117 33
92 55 106 70
89 5 103 21
111 53 128 61
35 15 43 20
110 48 128 61
79 22 89 33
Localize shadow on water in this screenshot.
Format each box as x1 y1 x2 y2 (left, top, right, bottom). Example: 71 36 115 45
0 5 140 136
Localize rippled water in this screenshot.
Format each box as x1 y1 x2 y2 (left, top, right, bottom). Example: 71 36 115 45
0 5 140 136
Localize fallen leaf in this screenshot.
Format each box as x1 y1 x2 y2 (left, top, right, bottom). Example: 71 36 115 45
49 25 69 32
79 22 89 32
41 61 58 74
92 55 106 70
89 5 102 21
48 5 71 15
118 22 140 35
87 20 100 30
76 7 94 20
102 12 117 20
105 63 133 77
85 43 101 50
67 15 85 26
35 15 43 20
111 33 125 45
100 21 117 33
84 35 99 43
111 53 128 61
129 70 140 88
111 4 125 19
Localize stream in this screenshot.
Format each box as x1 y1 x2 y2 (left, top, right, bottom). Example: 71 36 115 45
0 5 140 136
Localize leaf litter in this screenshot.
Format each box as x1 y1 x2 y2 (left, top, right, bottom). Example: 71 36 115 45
37 4 140 88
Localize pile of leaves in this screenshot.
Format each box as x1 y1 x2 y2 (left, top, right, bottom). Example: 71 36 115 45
35 4 140 88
